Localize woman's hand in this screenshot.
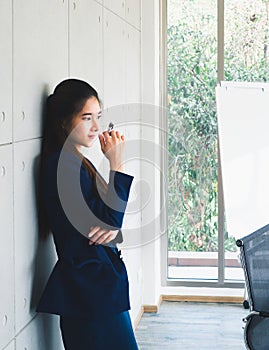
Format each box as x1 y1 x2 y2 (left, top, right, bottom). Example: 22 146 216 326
88 226 119 245
98 130 125 172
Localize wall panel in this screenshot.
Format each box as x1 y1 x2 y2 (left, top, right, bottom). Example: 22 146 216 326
125 0 141 30
103 9 126 151
13 139 41 332
104 9 125 111
3 340 15 350
104 0 125 18
124 22 141 188
0 145 14 349
15 314 64 350
69 0 103 95
126 24 141 104
0 1 12 145
124 20 141 232
13 0 68 141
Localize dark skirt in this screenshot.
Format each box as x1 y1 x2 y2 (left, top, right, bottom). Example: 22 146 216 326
60 311 139 350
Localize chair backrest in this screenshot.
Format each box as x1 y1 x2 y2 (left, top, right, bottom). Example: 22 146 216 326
237 224 269 313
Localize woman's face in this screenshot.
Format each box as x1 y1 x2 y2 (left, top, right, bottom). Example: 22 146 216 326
67 97 101 151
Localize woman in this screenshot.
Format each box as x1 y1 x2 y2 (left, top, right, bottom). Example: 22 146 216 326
36 79 139 349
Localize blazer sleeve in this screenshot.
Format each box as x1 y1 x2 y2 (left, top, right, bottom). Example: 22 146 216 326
50 151 134 239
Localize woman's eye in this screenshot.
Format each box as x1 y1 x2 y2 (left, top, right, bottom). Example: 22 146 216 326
82 115 101 121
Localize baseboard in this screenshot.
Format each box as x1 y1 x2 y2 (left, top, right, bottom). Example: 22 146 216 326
143 294 163 313
161 294 244 303
134 295 162 329
133 306 144 330
143 304 158 313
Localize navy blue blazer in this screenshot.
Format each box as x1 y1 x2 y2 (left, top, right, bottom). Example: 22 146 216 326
36 150 134 319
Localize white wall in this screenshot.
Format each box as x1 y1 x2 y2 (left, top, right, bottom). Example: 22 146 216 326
140 0 162 307
0 0 145 349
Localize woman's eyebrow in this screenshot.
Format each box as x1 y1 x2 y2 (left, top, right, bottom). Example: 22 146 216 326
81 111 102 116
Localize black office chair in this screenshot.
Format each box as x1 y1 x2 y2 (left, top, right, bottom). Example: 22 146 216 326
237 224 269 350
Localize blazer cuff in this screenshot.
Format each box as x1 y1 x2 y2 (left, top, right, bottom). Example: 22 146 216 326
109 170 134 186
107 170 134 210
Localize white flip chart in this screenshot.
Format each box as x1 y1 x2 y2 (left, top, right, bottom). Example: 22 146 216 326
216 81 269 238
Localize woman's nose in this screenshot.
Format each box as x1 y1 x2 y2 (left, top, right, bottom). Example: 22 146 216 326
91 118 99 131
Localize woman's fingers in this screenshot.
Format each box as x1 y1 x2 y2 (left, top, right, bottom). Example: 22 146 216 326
88 227 119 245
110 130 117 141
88 226 101 236
99 229 119 244
99 129 124 145
95 232 113 245
98 129 125 169
98 230 119 245
102 130 110 141
88 227 106 245
88 227 110 245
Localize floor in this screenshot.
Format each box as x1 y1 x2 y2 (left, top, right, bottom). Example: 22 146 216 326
135 301 248 350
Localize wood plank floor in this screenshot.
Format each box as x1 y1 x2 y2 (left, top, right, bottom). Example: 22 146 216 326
135 301 247 350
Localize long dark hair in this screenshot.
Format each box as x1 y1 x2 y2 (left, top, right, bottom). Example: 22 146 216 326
38 79 108 239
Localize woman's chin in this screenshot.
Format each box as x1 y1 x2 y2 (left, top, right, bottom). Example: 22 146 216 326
84 141 94 148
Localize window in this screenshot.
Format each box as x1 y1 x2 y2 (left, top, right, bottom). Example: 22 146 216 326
162 0 269 287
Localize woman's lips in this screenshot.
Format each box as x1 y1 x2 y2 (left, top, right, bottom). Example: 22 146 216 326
88 135 96 139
